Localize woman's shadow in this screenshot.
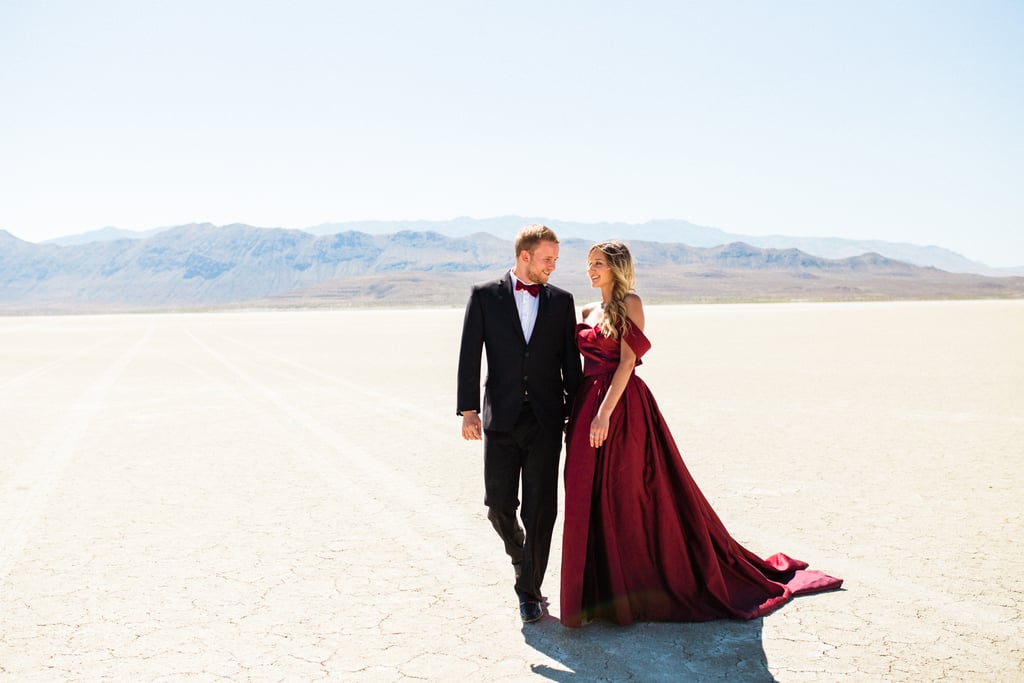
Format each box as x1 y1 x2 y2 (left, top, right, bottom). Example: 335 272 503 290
522 614 776 682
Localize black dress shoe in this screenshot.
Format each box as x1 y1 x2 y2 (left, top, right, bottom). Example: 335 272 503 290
520 600 543 623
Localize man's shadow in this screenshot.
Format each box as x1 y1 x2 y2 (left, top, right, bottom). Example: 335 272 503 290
522 615 776 682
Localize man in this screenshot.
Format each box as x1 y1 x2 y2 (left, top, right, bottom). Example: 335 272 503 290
457 224 583 623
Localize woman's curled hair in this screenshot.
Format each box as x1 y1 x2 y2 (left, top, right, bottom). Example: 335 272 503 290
592 241 636 341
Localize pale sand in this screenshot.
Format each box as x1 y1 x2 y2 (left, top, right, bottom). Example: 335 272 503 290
0 300 1021 682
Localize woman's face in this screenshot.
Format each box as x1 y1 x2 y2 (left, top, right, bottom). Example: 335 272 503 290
587 249 614 289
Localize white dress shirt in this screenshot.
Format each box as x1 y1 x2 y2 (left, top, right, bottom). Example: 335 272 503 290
511 271 539 343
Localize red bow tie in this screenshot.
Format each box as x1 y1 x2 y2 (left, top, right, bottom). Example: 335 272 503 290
515 280 541 297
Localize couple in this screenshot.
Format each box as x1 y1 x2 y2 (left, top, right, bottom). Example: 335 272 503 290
456 225 842 626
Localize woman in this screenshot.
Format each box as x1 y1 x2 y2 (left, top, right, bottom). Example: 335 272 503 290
560 241 842 627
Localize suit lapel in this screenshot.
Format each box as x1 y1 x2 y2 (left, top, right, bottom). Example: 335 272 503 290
529 284 551 348
500 273 528 347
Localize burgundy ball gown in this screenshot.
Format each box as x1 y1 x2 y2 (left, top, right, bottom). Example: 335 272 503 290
560 321 842 628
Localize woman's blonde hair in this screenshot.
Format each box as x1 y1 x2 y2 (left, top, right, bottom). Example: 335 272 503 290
591 241 635 341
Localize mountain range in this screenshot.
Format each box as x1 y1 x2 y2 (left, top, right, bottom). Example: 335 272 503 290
48 216 1024 277
3 222 1023 313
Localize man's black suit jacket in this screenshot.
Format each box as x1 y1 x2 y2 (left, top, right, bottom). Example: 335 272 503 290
457 272 583 433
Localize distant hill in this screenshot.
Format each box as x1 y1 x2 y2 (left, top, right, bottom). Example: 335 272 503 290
43 225 167 245
3 224 1023 313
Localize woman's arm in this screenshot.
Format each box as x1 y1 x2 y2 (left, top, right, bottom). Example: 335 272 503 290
589 294 645 448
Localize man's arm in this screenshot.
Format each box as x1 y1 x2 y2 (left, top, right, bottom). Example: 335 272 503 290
457 289 484 440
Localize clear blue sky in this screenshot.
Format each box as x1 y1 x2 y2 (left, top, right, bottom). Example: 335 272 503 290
2 1 1021 266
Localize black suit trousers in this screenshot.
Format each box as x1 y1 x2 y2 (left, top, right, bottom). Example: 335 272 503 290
483 401 563 602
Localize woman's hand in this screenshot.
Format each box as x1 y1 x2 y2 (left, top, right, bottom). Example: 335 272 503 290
589 412 610 448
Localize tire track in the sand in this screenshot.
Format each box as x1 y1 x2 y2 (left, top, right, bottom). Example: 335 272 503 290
208 329 451 433
0 333 124 393
0 325 153 587
183 327 496 586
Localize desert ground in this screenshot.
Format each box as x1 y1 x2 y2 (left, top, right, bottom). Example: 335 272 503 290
0 300 1021 682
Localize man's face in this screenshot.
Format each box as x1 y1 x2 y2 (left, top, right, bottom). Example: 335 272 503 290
524 240 559 284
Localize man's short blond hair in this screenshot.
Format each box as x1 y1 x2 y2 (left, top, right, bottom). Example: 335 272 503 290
514 224 559 256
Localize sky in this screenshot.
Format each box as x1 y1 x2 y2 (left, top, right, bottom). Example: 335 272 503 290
1 1 1022 266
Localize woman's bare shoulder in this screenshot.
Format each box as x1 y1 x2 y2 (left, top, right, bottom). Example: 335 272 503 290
625 293 645 329
625 293 644 313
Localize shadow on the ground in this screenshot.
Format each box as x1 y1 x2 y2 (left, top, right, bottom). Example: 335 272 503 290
522 615 775 682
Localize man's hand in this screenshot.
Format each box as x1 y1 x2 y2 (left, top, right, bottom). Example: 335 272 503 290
461 411 482 440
